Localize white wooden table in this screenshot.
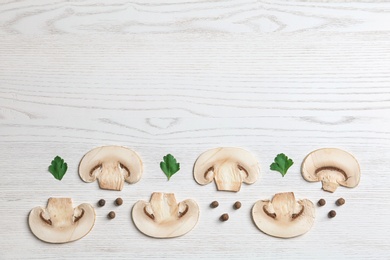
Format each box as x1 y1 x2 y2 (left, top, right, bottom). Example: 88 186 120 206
1 1 390 259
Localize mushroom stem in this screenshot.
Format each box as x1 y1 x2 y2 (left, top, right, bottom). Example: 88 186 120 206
321 180 340 193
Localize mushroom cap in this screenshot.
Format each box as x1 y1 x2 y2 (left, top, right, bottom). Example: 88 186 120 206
301 148 361 192
193 147 260 192
79 145 143 191
252 192 315 238
132 192 199 238
28 198 96 243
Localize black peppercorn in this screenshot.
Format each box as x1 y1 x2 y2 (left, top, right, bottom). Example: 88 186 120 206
98 199 106 207
108 211 116 219
318 199 326 206
220 213 229 221
210 201 219 208
233 201 241 209
336 198 345 206
115 198 123 206
328 210 336 218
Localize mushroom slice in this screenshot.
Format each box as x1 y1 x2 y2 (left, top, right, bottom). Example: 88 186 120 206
132 192 199 238
252 192 315 238
301 148 361 192
28 198 96 243
193 147 259 192
79 145 143 191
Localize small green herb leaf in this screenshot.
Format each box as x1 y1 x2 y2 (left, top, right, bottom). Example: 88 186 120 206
48 156 68 181
160 154 180 181
270 153 294 177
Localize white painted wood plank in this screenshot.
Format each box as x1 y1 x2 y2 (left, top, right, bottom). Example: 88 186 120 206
1 0 390 259
1 0 390 34
1 34 390 118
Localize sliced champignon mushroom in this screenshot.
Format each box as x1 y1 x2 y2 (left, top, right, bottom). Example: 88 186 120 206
252 192 315 238
28 198 95 243
193 147 259 192
132 192 199 238
79 145 143 191
301 148 360 193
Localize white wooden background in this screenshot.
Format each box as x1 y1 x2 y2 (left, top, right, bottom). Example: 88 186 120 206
1 0 390 259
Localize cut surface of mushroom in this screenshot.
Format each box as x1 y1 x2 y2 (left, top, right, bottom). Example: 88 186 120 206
79 145 143 191
28 198 96 243
132 192 199 238
252 192 315 238
193 147 259 192
301 148 360 192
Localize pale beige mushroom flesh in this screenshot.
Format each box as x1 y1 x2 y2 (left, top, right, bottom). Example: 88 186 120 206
28 198 96 243
193 147 259 192
132 192 199 238
301 148 361 192
79 145 143 191
252 192 315 238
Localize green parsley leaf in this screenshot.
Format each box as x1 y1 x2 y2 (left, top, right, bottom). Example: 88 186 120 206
48 156 68 181
160 154 180 181
270 153 294 177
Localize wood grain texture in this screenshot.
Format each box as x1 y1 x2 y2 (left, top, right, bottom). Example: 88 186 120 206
1 118 389 259
1 33 390 118
1 0 390 34
1 0 390 259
